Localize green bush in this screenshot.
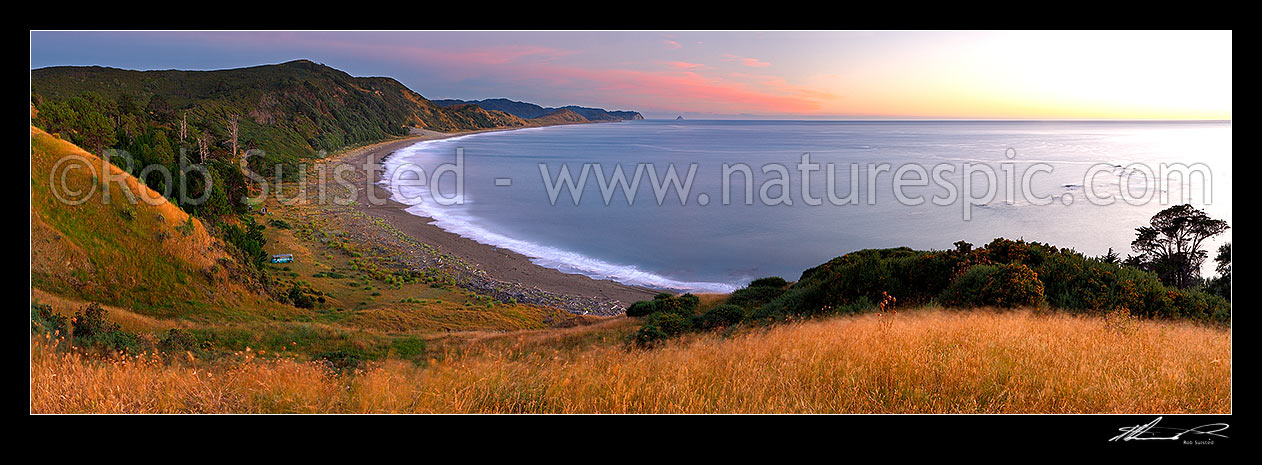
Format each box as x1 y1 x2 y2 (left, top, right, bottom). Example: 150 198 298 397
31 303 68 336
653 293 700 317
1168 287 1231 323
316 348 367 372
626 300 658 317
71 303 140 355
632 324 669 348
695 304 746 330
223 214 268 268
646 312 692 335
755 281 828 319
158 328 202 352
727 286 785 310
939 263 1044 308
287 283 324 309
72 303 114 340
748 276 787 288
677 293 700 310
635 236 1231 349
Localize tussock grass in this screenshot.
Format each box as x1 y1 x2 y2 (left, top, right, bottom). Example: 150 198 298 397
30 309 1230 414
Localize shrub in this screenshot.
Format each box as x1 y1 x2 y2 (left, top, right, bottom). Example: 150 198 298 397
647 312 692 335
677 293 700 310
158 328 201 352
175 217 195 237
939 263 1044 308
747 305 787 323
695 304 746 330
631 324 669 348
72 303 114 339
626 300 657 317
71 303 140 355
316 348 366 372
727 286 785 310
223 214 268 268
741 237 1228 330
654 294 700 317
748 276 787 288
834 295 875 315
1167 288 1230 324
756 280 828 319
287 283 324 309
31 303 67 336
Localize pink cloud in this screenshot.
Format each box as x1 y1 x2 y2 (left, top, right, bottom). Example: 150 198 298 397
510 65 827 114
663 61 707 70
663 40 682 49
722 54 771 68
209 34 827 115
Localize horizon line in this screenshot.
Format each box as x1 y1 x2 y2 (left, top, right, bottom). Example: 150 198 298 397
634 117 1233 123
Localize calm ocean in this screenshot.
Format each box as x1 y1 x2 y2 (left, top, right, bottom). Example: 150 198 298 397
381 120 1232 293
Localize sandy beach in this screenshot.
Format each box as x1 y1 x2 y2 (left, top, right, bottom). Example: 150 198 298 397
331 127 658 313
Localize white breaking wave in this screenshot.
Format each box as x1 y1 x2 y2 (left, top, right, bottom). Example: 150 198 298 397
380 136 739 294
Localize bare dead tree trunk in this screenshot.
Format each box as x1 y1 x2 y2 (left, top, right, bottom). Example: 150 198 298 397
227 116 239 160
197 135 209 163
180 111 187 143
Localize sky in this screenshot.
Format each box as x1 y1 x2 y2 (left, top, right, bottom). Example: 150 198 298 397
30 31 1232 120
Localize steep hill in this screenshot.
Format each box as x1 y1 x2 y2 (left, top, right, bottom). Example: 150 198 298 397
433 98 553 119
30 60 529 171
530 108 590 125
435 98 643 121
556 105 645 121
30 126 291 319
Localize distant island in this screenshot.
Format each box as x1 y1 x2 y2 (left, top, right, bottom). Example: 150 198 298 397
676 115 684 120
433 98 644 122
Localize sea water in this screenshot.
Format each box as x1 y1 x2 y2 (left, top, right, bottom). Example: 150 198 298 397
381 120 1232 293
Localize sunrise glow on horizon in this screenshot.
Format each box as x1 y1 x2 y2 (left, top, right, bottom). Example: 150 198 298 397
30 30 1232 120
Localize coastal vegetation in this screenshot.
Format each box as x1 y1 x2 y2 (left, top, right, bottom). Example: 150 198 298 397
624 217 1230 348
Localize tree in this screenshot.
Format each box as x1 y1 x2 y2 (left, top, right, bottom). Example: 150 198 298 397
1130 204 1229 288
145 95 174 122
1099 247 1121 265
1207 242 1231 301
1215 242 1231 277
226 115 240 169
197 134 210 163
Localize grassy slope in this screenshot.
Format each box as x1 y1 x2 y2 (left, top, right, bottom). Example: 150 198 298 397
30 126 293 320
31 126 591 356
30 308 1231 413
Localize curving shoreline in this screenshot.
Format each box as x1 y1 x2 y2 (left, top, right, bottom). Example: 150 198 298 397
331 127 659 315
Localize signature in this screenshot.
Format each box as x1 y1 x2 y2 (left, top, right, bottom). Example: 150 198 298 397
1110 417 1229 442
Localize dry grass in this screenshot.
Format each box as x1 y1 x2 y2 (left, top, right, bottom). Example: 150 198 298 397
30 288 183 334
30 126 291 318
31 309 1230 414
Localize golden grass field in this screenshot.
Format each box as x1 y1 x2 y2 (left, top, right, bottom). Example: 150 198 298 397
30 308 1230 414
